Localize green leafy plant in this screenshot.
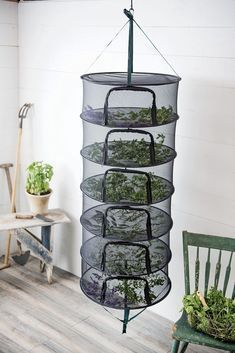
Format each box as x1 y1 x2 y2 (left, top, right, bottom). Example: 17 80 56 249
112 106 174 125
26 161 53 195
85 105 175 127
116 275 165 304
156 106 173 124
83 133 174 167
83 270 167 308
84 172 171 204
103 208 166 240
105 172 168 203
84 237 167 276
83 208 168 241
183 287 235 342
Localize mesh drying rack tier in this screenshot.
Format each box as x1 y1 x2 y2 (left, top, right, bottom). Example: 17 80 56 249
80 5 181 334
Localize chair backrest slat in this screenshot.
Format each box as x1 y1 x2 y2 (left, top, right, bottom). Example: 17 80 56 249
183 232 190 295
195 247 200 291
183 231 235 298
204 248 211 297
223 252 233 296
214 250 222 289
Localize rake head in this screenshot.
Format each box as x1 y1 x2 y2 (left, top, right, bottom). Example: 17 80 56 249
19 103 32 127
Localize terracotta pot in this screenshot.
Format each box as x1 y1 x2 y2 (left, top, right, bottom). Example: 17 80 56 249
26 189 52 215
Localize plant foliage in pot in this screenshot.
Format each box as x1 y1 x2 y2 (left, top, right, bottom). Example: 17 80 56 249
26 161 53 215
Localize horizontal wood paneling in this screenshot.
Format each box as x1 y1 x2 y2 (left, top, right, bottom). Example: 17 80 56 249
178 83 235 146
0 47 18 69
0 68 18 89
18 0 235 27
0 24 17 46
20 25 235 59
0 2 18 23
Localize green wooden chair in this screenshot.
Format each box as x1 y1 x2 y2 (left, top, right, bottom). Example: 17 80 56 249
170 230 235 353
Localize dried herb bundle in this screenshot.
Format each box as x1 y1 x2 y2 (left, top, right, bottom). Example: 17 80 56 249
183 287 235 342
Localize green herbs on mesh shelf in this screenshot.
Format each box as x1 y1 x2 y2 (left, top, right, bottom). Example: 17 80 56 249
84 171 171 203
104 208 156 238
105 172 168 203
83 133 174 167
116 275 166 304
156 106 174 124
107 133 171 166
85 208 167 241
85 240 166 276
112 108 151 123
112 106 174 125
183 287 235 342
109 138 151 166
84 271 167 308
104 209 150 239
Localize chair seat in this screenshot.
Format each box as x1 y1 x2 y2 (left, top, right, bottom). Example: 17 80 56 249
172 312 235 351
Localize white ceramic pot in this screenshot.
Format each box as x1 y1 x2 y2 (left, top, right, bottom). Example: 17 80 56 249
26 189 52 215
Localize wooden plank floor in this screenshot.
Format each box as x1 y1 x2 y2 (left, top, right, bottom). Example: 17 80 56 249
0 257 226 353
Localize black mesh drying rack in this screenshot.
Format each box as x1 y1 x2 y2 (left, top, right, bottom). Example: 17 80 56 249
80 6 181 333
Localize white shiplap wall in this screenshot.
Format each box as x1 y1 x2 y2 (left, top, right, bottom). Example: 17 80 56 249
18 0 235 321
0 1 18 254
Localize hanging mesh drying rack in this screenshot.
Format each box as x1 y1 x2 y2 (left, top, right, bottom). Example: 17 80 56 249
80 2 181 333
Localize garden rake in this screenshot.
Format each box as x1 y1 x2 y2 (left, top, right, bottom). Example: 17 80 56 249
0 103 32 269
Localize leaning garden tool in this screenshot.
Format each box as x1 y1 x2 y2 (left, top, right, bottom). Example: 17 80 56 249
11 103 32 212
2 103 32 269
0 163 14 269
0 164 31 267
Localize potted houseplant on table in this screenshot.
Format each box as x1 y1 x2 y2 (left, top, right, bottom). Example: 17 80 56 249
26 161 53 215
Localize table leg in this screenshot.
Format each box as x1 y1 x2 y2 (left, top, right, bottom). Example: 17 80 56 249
40 225 53 284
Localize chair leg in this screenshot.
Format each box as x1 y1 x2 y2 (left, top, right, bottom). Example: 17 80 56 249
179 342 188 353
170 339 180 353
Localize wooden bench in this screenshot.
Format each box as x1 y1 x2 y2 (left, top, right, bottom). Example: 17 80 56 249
0 208 70 283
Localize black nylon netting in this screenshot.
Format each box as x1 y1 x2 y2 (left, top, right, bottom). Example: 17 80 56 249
80 72 180 310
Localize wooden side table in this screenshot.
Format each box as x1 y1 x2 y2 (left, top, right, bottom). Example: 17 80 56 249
0 208 70 283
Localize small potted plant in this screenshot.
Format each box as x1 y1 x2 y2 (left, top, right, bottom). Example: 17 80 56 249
26 161 53 214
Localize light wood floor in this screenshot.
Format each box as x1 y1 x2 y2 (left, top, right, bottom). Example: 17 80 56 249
0 257 225 353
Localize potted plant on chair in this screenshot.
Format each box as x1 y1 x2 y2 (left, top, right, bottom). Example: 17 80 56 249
26 161 53 215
